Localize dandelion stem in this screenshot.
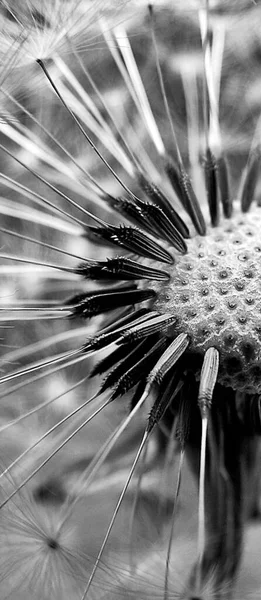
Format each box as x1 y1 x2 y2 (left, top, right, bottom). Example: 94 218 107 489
164 449 185 600
37 58 142 202
70 42 141 170
0 392 112 510
55 390 150 536
196 346 219 590
148 4 182 166
0 388 102 483
0 227 89 262
81 430 149 598
1 87 127 197
0 352 90 401
0 143 88 228
0 198 83 235
0 376 87 435
200 0 211 150
0 253 79 275
55 52 136 174
112 23 165 156
0 348 80 385
0 324 91 367
196 415 208 592
128 443 149 573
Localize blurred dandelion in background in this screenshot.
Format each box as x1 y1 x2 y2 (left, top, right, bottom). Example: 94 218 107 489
2 0 261 598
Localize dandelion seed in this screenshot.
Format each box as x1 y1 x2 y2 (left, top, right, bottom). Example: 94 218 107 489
0 484 88 599
1 0 129 66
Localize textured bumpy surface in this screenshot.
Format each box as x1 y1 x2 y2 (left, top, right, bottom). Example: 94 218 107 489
155 204 261 393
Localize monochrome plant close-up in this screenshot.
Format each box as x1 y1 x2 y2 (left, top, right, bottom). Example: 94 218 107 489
1 1 261 598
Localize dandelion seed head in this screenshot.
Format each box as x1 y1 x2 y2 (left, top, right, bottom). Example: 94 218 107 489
152 205 261 393
2 3 261 598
